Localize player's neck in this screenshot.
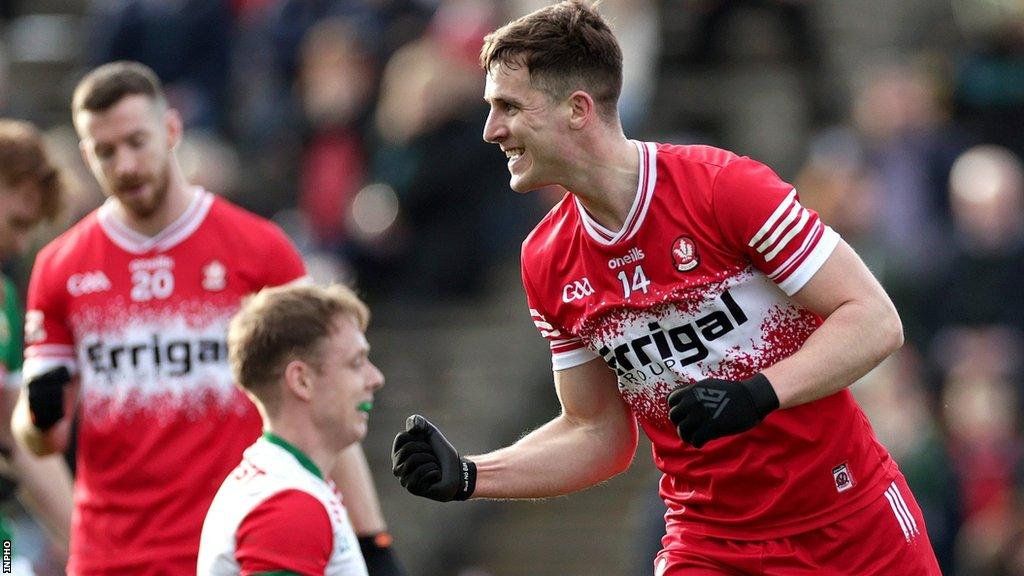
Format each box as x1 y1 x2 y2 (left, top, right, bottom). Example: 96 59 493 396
569 135 639 232
264 421 339 481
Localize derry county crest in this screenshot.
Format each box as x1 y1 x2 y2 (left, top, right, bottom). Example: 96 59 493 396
671 236 700 272
202 260 227 291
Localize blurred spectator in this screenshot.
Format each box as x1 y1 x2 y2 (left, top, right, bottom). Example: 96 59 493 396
850 61 968 284
86 0 234 130
686 0 831 123
934 327 1024 576
821 60 970 342
355 0 534 301
227 0 435 219
0 42 8 114
794 128 884 268
923 145 1024 340
852 347 962 574
951 0 1024 159
263 0 435 81
295 16 377 250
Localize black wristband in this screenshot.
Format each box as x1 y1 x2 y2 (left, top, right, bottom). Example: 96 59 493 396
744 373 780 418
454 459 476 501
357 533 406 576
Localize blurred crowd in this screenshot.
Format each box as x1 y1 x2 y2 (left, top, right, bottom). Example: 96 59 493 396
1 0 1023 575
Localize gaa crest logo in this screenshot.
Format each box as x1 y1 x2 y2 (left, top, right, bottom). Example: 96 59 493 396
671 236 699 272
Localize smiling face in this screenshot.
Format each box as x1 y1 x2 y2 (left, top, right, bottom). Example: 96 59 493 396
482 63 570 193
76 94 179 221
309 314 385 450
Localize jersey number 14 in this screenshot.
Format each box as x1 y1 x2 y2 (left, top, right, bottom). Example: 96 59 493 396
617 265 650 299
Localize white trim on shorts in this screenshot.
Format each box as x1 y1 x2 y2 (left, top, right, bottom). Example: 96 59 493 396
883 480 920 541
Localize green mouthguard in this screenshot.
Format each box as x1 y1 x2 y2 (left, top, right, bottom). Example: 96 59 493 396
357 401 373 413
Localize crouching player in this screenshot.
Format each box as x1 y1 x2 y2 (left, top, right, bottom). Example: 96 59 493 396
198 284 385 576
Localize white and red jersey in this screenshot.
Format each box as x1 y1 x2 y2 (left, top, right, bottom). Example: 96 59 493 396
198 434 367 576
522 142 898 540
24 188 307 575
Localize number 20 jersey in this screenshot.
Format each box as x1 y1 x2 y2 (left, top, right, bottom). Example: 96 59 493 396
521 142 898 540
24 189 307 574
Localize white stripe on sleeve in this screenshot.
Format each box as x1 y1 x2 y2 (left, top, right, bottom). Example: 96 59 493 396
748 189 797 248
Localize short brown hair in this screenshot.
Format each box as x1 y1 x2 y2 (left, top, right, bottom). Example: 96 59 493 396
228 283 370 412
481 0 623 121
0 120 62 221
72 61 166 128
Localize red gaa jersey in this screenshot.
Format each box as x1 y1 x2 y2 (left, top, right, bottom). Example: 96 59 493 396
24 189 307 574
521 142 897 541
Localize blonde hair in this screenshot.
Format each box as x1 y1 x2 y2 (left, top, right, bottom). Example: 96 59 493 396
228 283 369 412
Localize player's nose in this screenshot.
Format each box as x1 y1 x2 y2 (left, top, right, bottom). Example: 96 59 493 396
113 147 139 177
483 109 507 143
367 361 384 392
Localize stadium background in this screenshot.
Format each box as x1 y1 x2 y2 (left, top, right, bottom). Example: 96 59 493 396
2 0 1023 574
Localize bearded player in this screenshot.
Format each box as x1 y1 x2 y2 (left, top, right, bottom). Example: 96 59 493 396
392 2 942 574
12 61 403 576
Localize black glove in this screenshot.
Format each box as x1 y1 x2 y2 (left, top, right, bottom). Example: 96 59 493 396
25 367 72 431
391 415 475 502
667 373 779 449
358 533 407 576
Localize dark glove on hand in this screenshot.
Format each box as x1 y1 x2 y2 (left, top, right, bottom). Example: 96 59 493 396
26 366 72 431
667 373 779 449
358 533 407 576
391 415 475 502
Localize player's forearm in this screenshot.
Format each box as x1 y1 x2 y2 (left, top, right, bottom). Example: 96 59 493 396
330 443 387 535
763 297 902 409
12 443 72 552
470 412 638 499
11 393 68 456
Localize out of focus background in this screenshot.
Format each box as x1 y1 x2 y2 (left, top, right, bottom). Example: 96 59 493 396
2 0 1023 574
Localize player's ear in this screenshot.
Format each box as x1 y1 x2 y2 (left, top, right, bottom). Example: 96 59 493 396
567 90 595 130
78 140 95 171
283 360 315 401
164 107 183 150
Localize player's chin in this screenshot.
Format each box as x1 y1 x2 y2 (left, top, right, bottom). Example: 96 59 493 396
509 174 537 194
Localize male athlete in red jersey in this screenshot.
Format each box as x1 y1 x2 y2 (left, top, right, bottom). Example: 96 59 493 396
12 61 402 576
392 2 942 574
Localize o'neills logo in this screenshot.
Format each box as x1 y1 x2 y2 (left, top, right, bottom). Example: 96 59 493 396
672 236 699 272
608 247 645 269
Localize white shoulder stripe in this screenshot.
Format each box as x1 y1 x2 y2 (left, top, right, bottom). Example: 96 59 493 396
748 189 797 247
764 208 810 262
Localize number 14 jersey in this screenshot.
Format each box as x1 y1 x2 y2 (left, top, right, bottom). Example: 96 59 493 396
521 142 897 540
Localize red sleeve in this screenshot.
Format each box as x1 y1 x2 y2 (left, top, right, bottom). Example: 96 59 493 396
520 252 596 371
24 245 77 379
711 157 840 295
235 489 333 576
257 221 307 288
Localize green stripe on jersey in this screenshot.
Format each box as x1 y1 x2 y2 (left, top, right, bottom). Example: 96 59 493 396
261 431 322 479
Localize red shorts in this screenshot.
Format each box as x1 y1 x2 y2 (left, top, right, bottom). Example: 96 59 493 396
654 474 941 575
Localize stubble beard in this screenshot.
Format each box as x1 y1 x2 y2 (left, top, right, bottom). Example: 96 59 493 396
117 162 171 221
